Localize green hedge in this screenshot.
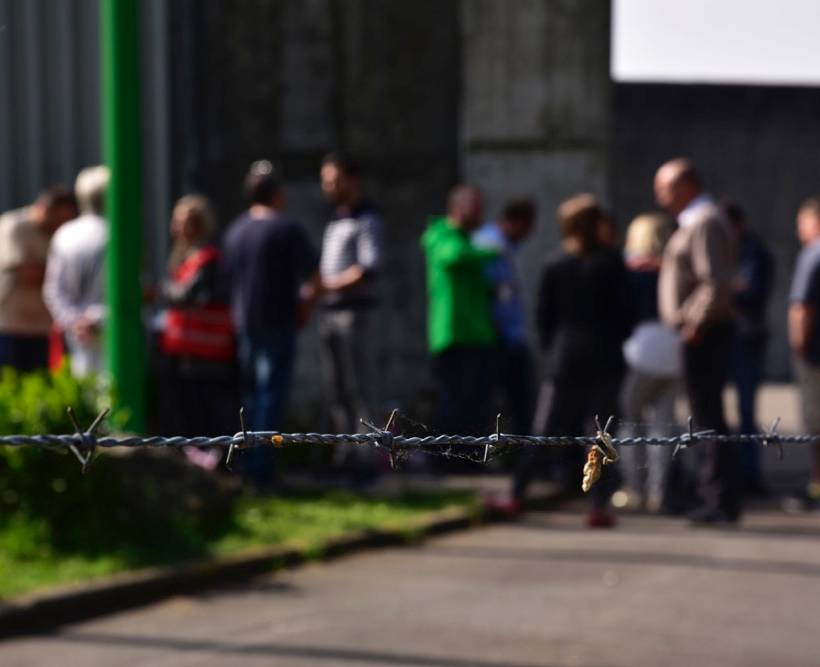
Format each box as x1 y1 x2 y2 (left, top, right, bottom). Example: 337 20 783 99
0 366 109 514
0 367 235 562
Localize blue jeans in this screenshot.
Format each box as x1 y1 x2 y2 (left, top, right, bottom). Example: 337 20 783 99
0 333 49 373
237 329 296 486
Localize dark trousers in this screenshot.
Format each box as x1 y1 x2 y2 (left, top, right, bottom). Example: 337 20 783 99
731 334 767 488
514 369 622 508
319 309 373 433
0 333 49 373
685 324 743 519
433 346 495 436
161 355 237 437
498 342 535 436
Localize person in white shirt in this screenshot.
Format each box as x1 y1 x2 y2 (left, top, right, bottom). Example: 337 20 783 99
43 166 110 377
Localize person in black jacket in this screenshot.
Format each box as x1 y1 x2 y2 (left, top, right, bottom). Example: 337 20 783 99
722 200 774 495
513 194 634 527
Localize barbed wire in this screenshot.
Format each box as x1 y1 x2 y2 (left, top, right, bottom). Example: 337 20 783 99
0 407 814 476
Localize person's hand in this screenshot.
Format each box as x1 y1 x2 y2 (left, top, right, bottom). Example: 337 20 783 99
319 277 338 293
303 282 322 300
73 317 99 344
681 323 701 345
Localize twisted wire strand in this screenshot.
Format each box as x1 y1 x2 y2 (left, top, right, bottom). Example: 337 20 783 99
5 407 804 486
1 431 818 450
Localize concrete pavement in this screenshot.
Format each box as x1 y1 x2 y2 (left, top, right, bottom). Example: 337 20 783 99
3 502 820 667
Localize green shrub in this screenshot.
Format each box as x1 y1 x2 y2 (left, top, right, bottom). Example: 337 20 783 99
0 367 235 562
0 364 104 435
0 366 107 513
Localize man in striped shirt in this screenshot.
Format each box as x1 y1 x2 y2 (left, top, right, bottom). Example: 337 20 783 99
319 153 384 435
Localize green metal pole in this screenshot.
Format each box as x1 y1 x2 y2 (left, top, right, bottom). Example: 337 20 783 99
101 0 145 432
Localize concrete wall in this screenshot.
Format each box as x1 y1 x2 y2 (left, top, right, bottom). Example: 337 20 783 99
460 0 612 349
613 83 820 378
169 0 615 424
0 0 101 208
170 0 461 423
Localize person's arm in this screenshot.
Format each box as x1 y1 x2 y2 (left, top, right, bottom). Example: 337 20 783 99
218 233 235 306
297 270 322 329
72 250 107 343
43 239 84 329
0 217 45 288
433 233 497 270
678 218 734 339
294 225 322 328
789 254 820 357
789 302 814 356
735 241 775 309
323 264 366 292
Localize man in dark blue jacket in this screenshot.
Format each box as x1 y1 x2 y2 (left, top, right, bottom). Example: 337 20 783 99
223 160 320 486
722 200 774 495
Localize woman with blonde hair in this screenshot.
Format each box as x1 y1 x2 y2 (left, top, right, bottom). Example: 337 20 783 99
157 195 235 458
619 212 682 512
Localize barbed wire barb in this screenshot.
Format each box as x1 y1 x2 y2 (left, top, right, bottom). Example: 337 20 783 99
362 409 401 469
763 417 784 461
224 406 247 471
672 416 715 460
594 415 619 464
485 414 502 464
64 406 109 473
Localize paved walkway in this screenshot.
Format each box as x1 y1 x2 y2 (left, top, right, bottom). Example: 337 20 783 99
3 501 820 667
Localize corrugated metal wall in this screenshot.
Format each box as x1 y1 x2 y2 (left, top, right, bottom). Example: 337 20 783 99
0 0 101 205
0 0 170 277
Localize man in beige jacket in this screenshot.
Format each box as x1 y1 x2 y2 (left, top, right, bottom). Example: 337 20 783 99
656 158 740 524
0 187 77 371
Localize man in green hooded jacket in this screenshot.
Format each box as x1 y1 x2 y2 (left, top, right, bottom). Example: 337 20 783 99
421 185 498 434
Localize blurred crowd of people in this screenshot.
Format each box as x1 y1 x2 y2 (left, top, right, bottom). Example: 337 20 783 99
420 159 774 527
2 155 820 526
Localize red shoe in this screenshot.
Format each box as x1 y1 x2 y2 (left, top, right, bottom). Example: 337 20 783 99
586 509 616 528
482 495 523 518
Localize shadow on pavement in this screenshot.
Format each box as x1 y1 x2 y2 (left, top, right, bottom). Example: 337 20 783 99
48 631 602 667
518 512 820 541
422 544 820 579
191 579 300 600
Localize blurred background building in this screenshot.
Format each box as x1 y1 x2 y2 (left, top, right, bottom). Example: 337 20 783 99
0 0 818 416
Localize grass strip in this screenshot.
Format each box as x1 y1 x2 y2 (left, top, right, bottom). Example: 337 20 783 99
0 490 477 600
